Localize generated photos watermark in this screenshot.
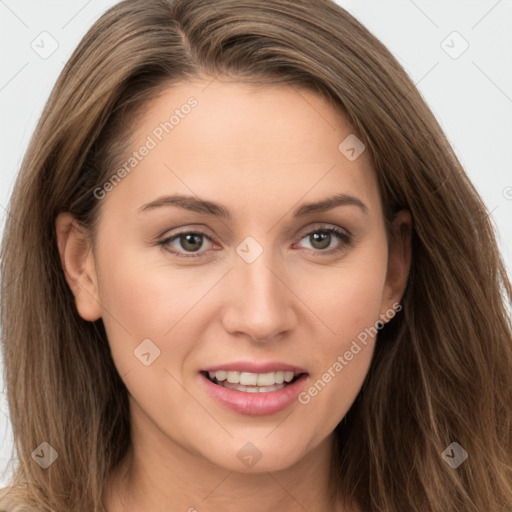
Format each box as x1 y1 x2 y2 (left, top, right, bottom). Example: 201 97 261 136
93 96 198 200
298 302 402 405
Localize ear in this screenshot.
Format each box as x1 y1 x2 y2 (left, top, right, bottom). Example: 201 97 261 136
55 212 102 322
379 209 412 321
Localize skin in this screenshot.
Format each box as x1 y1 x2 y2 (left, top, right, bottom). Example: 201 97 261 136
56 77 411 512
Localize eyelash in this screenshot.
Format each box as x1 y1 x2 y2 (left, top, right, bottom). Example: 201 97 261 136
158 225 353 259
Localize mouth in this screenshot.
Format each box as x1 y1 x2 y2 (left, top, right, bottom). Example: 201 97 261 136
199 365 310 416
201 370 305 393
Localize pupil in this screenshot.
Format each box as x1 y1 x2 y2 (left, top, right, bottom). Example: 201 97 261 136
311 231 330 250
182 233 202 252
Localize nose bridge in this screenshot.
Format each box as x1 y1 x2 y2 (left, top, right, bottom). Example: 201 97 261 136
224 237 295 341
241 254 280 309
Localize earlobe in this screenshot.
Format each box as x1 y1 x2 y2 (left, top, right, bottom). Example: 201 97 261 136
380 209 412 321
55 212 102 322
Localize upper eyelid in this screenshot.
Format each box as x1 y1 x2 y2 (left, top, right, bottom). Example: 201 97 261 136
161 222 351 241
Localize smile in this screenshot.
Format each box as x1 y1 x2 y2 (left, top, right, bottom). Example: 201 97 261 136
199 364 309 416
205 370 302 392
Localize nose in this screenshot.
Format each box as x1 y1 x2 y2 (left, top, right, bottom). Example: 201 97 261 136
221 247 297 343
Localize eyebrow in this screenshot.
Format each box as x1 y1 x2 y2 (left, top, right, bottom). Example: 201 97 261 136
137 192 369 219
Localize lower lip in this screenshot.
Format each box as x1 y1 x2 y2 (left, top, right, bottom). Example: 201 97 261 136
200 372 309 416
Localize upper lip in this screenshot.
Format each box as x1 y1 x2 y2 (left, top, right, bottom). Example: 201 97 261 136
202 361 308 374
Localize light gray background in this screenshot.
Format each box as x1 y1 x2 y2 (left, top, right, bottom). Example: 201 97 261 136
1 0 511 485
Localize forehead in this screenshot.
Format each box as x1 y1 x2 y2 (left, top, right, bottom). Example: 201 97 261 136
101 78 381 220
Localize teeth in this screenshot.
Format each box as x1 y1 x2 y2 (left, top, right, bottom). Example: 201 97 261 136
221 381 286 393
257 372 275 386
207 370 299 386
240 372 258 386
227 371 239 383
215 370 227 381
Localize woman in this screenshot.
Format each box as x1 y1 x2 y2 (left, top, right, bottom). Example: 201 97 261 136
1 0 511 511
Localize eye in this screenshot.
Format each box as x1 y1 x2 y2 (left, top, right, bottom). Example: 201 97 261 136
159 225 353 258
160 230 216 257
294 225 353 255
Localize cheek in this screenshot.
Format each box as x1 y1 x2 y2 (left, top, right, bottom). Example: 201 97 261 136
305 241 389 345
94 240 227 376
296 242 388 425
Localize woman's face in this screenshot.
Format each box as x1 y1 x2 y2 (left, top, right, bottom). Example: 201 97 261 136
60 78 410 473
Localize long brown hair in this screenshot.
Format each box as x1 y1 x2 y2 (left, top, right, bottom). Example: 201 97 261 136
1 0 511 510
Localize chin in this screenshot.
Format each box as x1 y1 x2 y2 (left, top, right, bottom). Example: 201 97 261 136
200 436 311 474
